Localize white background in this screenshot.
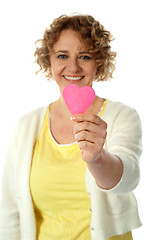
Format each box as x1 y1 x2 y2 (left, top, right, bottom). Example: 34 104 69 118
0 0 167 239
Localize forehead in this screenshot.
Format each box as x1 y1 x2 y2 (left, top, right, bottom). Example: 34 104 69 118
53 29 89 51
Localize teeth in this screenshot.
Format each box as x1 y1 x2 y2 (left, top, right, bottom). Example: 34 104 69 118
64 76 83 81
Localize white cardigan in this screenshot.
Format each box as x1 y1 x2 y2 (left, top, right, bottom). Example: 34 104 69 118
0 100 142 240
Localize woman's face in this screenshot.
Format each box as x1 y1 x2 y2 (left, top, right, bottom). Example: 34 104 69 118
50 29 97 93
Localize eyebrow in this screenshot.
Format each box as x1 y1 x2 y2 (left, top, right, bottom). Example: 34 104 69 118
54 50 68 54
54 50 92 55
79 51 92 55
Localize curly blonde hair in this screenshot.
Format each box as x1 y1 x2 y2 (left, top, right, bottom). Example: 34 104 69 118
34 14 116 81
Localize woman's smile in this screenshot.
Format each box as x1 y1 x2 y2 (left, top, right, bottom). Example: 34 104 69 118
63 75 85 81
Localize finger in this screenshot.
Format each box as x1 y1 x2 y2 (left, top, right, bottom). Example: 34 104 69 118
75 130 106 146
74 121 95 133
78 140 103 156
71 113 103 126
78 141 95 150
75 130 95 143
74 122 107 139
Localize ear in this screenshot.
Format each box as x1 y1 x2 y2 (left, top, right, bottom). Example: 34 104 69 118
94 68 99 81
49 61 53 74
49 66 51 74
47 64 53 80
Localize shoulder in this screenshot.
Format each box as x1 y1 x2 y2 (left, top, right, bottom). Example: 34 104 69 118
104 100 142 157
105 99 135 112
14 105 48 135
103 99 142 138
19 106 48 124
104 99 140 122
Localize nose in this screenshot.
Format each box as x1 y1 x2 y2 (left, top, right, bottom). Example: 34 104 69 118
67 58 82 73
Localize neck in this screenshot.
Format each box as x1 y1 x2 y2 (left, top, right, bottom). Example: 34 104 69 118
57 95 72 117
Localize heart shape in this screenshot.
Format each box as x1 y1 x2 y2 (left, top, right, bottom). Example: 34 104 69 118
63 84 95 115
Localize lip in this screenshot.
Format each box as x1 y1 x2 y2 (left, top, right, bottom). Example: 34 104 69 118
63 75 84 81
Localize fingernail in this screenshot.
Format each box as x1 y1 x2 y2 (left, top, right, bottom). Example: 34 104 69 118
70 116 76 121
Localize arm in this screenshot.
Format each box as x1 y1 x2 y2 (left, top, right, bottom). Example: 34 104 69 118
72 105 142 192
0 126 20 240
72 113 123 190
86 149 123 190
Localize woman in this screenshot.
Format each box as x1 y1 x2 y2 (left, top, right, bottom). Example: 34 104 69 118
0 14 142 240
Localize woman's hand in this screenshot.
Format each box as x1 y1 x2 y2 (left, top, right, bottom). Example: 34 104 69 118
71 113 107 164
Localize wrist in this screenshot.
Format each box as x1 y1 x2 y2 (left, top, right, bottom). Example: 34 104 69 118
86 148 106 167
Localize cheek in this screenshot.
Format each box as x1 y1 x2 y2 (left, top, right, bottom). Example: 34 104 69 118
89 65 97 77
49 57 63 76
84 61 97 74
50 64 62 77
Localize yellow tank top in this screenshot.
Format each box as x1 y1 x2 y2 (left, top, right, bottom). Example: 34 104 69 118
30 100 132 240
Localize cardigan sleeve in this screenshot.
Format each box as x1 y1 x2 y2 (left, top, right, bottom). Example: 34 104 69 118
0 125 20 240
0 106 47 240
97 103 143 194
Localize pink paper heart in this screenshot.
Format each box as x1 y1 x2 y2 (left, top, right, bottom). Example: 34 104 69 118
63 84 95 115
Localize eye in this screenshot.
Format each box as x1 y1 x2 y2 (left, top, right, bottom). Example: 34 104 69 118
80 55 91 60
57 54 68 59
